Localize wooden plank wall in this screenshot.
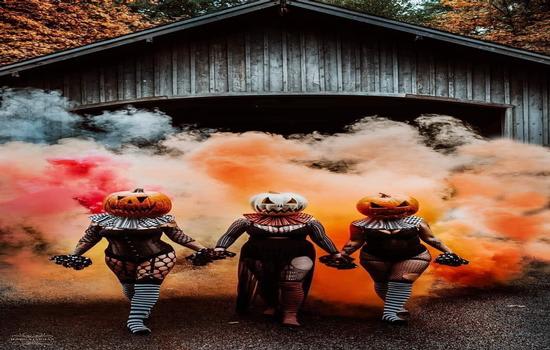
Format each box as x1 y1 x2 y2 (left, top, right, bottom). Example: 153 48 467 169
23 25 550 146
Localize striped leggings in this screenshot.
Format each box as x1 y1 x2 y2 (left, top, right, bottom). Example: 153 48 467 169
361 250 431 322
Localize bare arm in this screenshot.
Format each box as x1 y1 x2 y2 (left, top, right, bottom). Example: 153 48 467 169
341 223 366 256
215 218 250 250
73 223 102 255
307 220 339 255
163 222 206 252
418 222 453 253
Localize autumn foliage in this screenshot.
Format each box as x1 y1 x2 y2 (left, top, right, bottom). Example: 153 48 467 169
430 0 550 55
0 0 159 66
0 0 548 67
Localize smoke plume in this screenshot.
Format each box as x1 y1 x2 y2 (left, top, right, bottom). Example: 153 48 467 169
0 89 548 307
0 88 176 147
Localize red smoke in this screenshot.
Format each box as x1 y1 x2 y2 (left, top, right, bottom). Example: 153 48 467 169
0 155 128 216
47 157 129 213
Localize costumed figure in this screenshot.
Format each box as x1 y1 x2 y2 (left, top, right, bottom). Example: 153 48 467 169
339 193 468 325
213 192 352 327
51 188 217 335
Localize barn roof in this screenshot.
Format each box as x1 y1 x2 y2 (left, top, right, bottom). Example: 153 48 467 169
1 0 549 77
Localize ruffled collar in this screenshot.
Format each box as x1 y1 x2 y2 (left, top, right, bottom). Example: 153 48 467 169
90 213 174 230
353 215 424 230
243 212 313 226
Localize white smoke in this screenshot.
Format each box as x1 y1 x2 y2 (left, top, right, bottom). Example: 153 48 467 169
0 88 80 143
1 88 490 153
0 88 177 147
90 107 176 147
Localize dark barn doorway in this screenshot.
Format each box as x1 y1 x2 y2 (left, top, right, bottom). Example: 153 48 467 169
76 95 506 137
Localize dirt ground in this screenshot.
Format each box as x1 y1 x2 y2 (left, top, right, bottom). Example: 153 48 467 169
1 264 548 350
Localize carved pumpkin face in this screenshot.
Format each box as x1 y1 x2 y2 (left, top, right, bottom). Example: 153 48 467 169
250 192 307 216
103 188 172 218
356 193 419 218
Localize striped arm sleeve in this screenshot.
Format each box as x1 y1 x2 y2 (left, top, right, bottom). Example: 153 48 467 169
163 222 196 245
403 215 425 227
216 218 250 249
307 220 339 254
73 223 102 255
341 223 366 255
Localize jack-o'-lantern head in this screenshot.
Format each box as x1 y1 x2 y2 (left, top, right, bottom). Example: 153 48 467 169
250 191 307 216
103 188 172 218
356 193 419 219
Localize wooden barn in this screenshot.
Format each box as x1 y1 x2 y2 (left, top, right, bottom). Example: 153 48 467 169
1 0 549 144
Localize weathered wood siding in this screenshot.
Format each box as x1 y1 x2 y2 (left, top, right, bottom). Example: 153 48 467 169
5 16 550 145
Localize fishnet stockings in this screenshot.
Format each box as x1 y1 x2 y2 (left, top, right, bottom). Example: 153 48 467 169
360 250 431 282
105 251 176 284
105 257 137 283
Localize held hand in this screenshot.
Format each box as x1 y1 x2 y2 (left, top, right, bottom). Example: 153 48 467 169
319 253 357 270
50 254 92 270
185 248 236 266
211 248 236 260
434 252 469 267
186 248 215 266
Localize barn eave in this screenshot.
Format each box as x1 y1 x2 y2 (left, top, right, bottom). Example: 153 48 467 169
0 0 549 78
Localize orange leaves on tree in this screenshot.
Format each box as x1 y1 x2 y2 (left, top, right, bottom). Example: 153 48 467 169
431 0 549 55
1 0 548 67
0 0 162 66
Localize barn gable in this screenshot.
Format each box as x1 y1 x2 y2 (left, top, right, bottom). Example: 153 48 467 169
1 0 549 144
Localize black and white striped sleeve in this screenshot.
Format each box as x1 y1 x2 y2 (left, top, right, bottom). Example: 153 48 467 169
163 222 196 246
216 218 251 249
403 215 425 227
73 223 103 255
307 220 339 254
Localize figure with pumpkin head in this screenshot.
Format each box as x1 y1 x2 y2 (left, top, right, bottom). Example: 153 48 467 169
214 191 350 327
339 193 468 324
51 188 215 335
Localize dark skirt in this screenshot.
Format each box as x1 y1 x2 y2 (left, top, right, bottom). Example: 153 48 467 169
236 237 315 313
241 237 315 264
361 243 427 262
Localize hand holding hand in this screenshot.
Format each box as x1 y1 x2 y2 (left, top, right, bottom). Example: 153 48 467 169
186 248 215 266
186 248 236 266
211 248 237 260
319 253 357 270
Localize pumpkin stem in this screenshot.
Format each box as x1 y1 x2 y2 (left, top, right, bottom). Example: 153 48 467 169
379 192 390 197
133 188 145 193
268 191 280 194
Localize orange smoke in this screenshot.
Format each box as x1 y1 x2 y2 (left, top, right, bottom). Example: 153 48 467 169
181 128 549 304
0 120 548 307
